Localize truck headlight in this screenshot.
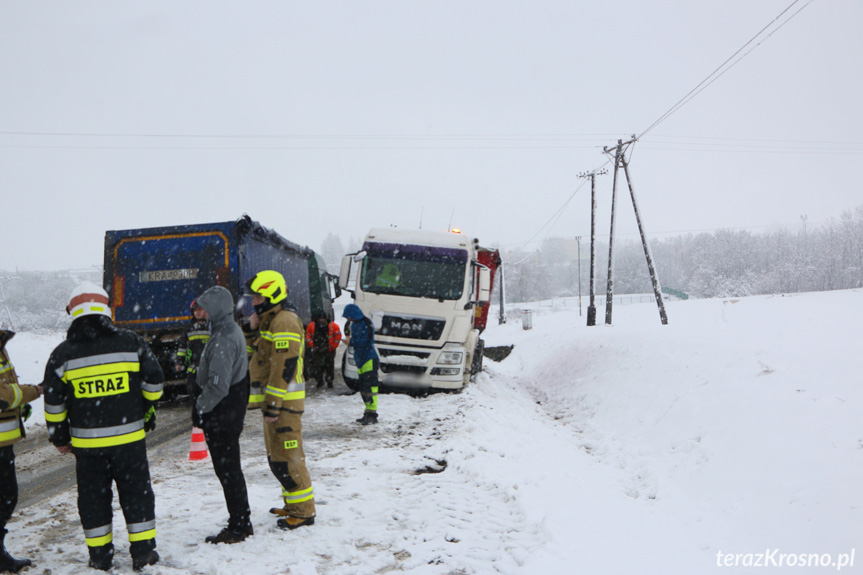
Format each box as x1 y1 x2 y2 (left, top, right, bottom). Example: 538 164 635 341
431 367 460 376
437 351 463 365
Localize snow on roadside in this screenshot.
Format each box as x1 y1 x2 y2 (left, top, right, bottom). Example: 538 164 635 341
3 290 862 574
485 291 863 572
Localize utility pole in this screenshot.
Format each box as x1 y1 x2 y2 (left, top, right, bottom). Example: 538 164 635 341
498 263 507 325
602 138 668 326
620 151 668 325
603 141 625 325
578 168 606 326
574 236 582 316
800 214 809 293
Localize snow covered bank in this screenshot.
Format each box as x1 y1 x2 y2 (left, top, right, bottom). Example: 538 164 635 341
5 290 862 573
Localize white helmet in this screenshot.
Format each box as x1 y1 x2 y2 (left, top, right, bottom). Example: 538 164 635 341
66 281 112 320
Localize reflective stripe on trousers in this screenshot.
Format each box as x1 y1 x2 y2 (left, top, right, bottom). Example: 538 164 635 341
127 519 156 542
84 524 113 548
283 485 315 505
358 359 379 411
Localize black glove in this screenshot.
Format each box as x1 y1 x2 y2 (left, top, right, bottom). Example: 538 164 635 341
144 406 156 432
21 404 32 421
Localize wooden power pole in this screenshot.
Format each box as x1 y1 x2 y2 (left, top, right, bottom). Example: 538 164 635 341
602 138 668 326
604 142 623 325
578 168 606 326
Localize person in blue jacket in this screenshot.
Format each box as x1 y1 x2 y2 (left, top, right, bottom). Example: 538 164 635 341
342 304 379 425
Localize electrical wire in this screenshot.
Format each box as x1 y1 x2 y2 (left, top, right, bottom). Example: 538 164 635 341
0 142 606 152
507 0 820 256
0 130 620 142
638 0 815 140
0 0 823 259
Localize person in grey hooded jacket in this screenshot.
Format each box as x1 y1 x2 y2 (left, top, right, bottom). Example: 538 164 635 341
193 286 253 544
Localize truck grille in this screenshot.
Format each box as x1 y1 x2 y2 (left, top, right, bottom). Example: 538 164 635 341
380 364 427 375
379 315 445 340
378 349 430 359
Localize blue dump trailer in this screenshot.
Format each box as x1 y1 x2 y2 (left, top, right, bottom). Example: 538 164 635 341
103 215 339 387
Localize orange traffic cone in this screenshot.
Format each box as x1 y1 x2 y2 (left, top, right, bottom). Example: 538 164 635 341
188 427 209 461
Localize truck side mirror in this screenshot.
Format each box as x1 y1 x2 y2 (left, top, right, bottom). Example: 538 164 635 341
327 273 342 301
477 266 491 303
339 255 353 291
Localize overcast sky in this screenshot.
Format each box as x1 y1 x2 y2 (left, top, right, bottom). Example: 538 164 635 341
1 0 860 272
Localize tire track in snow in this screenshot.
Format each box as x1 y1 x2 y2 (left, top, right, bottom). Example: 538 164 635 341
304 387 543 574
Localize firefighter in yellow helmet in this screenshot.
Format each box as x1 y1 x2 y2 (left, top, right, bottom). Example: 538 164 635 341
0 329 42 573
244 271 316 529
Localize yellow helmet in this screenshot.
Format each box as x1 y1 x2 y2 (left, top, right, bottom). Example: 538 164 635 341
245 270 287 305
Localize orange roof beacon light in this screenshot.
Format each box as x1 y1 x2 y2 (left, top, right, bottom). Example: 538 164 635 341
450 228 462 234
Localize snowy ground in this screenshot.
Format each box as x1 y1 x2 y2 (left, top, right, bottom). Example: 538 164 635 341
5 289 862 574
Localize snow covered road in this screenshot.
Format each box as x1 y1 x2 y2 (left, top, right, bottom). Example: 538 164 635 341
4 290 861 574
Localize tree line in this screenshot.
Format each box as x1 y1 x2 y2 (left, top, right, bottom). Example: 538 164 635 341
3 205 862 331
503 204 863 302
0 269 101 332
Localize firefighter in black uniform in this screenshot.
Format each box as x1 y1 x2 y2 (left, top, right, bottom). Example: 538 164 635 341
175 299 210 395
43 282 164 572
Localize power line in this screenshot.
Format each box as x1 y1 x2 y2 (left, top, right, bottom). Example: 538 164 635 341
0 130 620 141
638 142 863 155
499 220 812 249
638 0 816 140
4 130 856 155
0 1 825 261
0 143 605 152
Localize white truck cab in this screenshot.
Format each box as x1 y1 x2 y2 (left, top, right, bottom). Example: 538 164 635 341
339 228 500 392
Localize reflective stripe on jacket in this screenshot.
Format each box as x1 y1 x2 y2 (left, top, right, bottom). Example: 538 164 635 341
249 305 305 415
176 320 211 374
0 343 39 447
44 321 165 450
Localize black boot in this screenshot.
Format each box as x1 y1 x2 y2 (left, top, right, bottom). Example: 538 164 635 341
356 411 378 425
87 543 114 571
0 529 31 574
132 550 159 572
205 522 253 544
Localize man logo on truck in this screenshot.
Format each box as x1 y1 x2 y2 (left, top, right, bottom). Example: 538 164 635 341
389 320 422 336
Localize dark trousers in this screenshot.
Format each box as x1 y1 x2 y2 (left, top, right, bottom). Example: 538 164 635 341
0 446 17 530
309 349 335 384
200 379 251 531
359 357 380 411
75 440 156 559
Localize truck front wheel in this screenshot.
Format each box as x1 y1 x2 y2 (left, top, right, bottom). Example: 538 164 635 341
470 340 484 380
341 354 360 392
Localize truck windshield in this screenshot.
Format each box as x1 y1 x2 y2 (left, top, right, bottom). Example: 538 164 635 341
360 242 468 300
